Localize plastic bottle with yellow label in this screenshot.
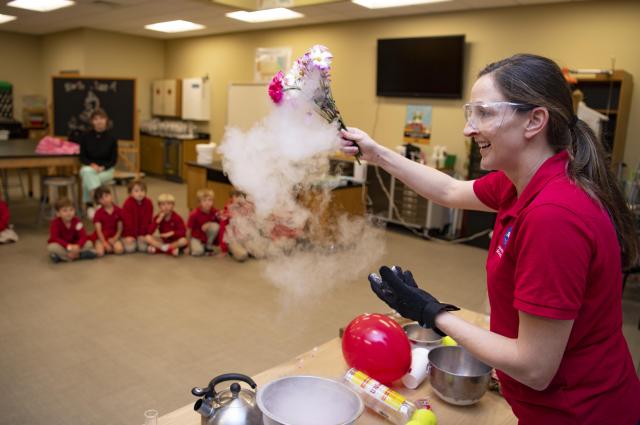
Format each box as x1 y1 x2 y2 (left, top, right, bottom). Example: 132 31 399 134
343 368 417 424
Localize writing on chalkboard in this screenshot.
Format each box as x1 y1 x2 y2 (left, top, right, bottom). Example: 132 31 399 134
64 80 118 93
53 77 135 141
68 90 103 135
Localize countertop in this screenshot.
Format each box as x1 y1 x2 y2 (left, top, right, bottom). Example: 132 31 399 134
140 132 210 141
186 161 364 189
151 308 517 425
186 160 223 171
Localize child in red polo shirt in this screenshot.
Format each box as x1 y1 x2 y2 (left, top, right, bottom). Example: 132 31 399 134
145 193 187 256
91 186 124 257
0 199 18 243
47 197 96 263
186 188 220 256
265 208 305 257
122 179 153 253
219 192 268 261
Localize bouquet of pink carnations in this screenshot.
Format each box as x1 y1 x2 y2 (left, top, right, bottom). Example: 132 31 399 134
268 45 361 163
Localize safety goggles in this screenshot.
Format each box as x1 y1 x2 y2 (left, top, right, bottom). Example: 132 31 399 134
463 101 535 130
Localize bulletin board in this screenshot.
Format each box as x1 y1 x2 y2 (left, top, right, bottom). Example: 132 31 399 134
227 83 273 131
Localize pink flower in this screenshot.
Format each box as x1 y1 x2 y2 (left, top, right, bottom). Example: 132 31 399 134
268 71 284 104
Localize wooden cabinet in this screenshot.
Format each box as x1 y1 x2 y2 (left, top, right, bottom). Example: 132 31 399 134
141 134 209 181
185 165 207 210
180 139 200 178
206 180 235 210
185 164 234 210
177 138 208 181
573 70 633 171
152 79 182 117
140 134 164 176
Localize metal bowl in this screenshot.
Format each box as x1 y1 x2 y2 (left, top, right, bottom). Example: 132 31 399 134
256 375 364 425
428 346 492 406
403 323 442 348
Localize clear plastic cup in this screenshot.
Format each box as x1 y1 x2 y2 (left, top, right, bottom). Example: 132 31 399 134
144 409 158 425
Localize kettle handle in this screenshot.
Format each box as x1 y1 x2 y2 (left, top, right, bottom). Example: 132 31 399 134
191 373 257 399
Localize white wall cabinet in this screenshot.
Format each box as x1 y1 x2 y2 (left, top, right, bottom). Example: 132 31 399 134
181 77 210 121
152 79 182 117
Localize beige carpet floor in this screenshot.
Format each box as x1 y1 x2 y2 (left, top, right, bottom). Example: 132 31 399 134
0 175 638 425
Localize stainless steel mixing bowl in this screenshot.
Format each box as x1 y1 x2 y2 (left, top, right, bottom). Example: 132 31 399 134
403 323 442 348
428 346 492 406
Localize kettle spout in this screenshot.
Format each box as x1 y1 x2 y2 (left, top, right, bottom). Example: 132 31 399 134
193 399 215 418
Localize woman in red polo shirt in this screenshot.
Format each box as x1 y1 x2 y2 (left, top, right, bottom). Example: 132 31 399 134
341 54 640 424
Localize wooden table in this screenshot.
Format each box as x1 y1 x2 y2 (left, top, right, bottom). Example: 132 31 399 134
157 309 517 425
0 139 79 201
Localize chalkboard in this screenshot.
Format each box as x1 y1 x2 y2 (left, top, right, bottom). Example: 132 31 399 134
52 76 136 140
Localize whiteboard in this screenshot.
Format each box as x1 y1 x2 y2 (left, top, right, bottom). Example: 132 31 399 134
227 83 274 130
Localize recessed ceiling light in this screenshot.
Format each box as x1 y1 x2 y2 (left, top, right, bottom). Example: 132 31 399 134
226 8 303 23
144 20 205 33
0 14 17 24
7 0 75 12
352 0 450 9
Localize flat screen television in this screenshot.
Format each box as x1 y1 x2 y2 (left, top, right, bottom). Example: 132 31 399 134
377 35 465 99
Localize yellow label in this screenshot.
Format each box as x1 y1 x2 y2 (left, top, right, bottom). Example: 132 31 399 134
345 369 406 411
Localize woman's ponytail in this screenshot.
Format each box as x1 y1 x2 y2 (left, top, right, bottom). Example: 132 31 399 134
568 119 638 268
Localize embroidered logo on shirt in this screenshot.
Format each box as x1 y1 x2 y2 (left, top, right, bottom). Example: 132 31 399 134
75 222 83 231
495 226 512 259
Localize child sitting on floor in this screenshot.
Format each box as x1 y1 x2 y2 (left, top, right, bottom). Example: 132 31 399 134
186 189 221 256
265 207 305 257
91 186 124 257
219 191 268 262
122 179 153 253
47 197 96 263
0 199 18 243
145 193 187 256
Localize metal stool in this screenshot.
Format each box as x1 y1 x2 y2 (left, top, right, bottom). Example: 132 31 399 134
0 168 28 203
38 176 79 224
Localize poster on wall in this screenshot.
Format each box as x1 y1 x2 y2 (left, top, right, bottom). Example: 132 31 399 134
254 47 292 83
403 104 432 144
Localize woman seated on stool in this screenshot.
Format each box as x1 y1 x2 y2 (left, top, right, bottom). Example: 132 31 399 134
78 108 118 218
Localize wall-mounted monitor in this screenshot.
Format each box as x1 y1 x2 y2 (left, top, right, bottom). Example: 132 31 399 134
377 35 465 99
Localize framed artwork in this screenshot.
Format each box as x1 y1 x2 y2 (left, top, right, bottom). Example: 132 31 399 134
403 104 432 144
255 47 292 83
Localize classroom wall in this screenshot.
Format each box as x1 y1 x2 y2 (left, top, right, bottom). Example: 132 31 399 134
164 0 640 175
40 28 87 85
83 29 165 122
0 31 43 123
0 28 164 127
41 28 164 122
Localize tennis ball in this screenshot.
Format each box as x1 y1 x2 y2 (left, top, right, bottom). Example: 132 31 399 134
442 336 458 346
411 408 438 425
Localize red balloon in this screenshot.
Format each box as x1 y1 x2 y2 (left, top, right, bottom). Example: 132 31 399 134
342 313 412 385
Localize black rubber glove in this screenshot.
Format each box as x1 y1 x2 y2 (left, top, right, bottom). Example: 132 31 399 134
368 265 459 335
